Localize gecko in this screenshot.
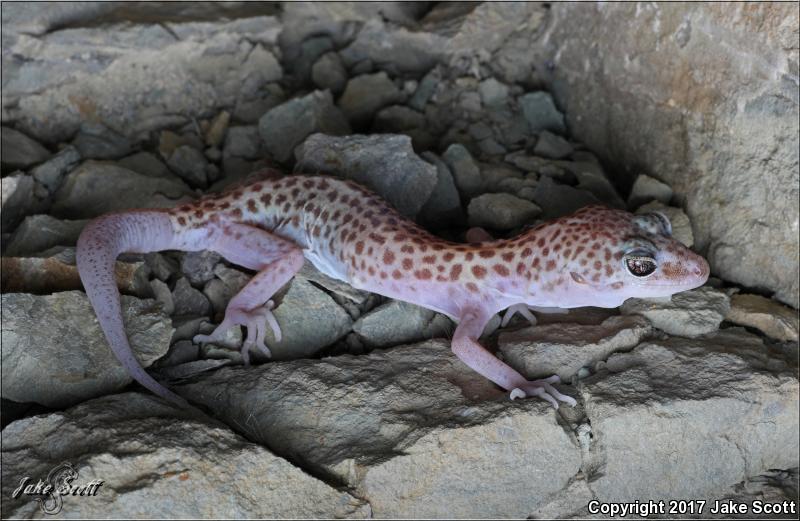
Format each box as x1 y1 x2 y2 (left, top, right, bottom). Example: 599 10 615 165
76 171 709 408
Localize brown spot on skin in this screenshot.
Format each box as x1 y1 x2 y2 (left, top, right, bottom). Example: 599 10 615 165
553 243 562 252
563 249 572 258
522 247 532 258
437 265 445 272
472 265 487 279
220 201 231 210
436 275 448 282
367 247 373 255
550 229 561 242
380 271 387 279
478 250 495 259
422 255 436 264
285 178 298 187
466 282 479 293
614 251 624 261
203 201 215 210
291 215 300 227
402 258 413 270
493 265 510 276
594 260 602 271
355 242 364 254
283 202 291 212
516 262 526 275
537 238 546 248
347 231 356 242
415 268 432 280
360 259 366 270
318 179 330 190
401 244 414 254
177 216 187 226
233 190 243 199
303 180 314 189
392 270 402 280
313 226 321 237
291 188 300 198
611 281 624 289
605 265 614 277
501 252 514 262
246 199 257 212
542 247 550 256
443 252 455 262
580 258 588 266
231 208 242 218
369 233 386 245
532 257 541 268
465 252 474 261
276 194 287 204
546 260 556 271
328 190 338 202
383 250 396 265
592 273 601 282
592 242 602 250
368 266 376 276
450 264 463 281
333 210 341 220
194 209 204 219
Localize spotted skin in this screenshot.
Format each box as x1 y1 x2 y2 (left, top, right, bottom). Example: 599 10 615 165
77 173 709 408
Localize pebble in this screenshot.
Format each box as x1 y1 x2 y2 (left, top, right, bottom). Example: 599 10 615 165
338 71 404 127
150 278 175 315
311 52 348 95
533 130 573 159
442 143 483 198
1 127 51 170
418 152 464 228
4 214 86 256
628 174 674 208
117 151 171 178
408 68 440 111
171 277 212 317
29 145 81 193
531 176 600 219
468 192 541 230
519 91 566 135
204 111 230 148
223 126 263 160
167 145 210 188
180 250 222 287
71 121 132 160
352 300 453 348
621 286 731 338
725 293 799 342
478 78 510 108
259 90 351 163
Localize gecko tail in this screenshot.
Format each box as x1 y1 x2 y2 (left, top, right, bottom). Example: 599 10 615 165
76 210 189 407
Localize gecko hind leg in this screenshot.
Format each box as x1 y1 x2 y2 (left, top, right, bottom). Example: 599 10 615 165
192 223 303 364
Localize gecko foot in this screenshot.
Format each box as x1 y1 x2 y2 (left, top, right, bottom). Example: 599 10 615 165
193 300 281 365
501 304 538 328
509 375 577 409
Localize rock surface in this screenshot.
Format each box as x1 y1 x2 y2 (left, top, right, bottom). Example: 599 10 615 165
352 300 452 348
621 286 731 337
468 192 541 230
726 293 799 342
1 292 172 408
0 393 368 518
1 127 50 170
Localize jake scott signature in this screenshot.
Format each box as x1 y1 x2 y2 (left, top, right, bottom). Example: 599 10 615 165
11 463 104 515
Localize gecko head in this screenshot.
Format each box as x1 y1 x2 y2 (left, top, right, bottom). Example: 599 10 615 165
555 206 709 304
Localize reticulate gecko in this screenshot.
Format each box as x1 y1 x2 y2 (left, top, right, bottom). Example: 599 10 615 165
76 172 709 408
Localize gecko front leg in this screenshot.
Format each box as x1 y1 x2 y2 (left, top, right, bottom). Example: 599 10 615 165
193 223 304 364
452 310 577 408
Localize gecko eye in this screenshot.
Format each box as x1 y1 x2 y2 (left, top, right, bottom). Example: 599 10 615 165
625 255 657 277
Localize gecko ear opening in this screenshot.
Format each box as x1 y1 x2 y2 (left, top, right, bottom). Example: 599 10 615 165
633 212 672 237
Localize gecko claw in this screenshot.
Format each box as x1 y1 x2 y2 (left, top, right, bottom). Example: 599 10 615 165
193 302 279 364
509 375 577 409
501 304 538 328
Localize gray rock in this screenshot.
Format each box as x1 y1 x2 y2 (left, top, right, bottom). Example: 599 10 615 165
373 105 426 132
223 126 263 160
533 130 573 159
478 78 510 108
408 67 441 111
339 18 444 76
442 143 483 198
621 286 730 337
338 72 403 127
155 340 199 368
0 393 368 518
150 279 175 316
295 133 438 218
480 163 524 192
558 161 626 208
353 300 453 348
636 200 694 247
628 174 674 208
71 122 132 160
519 91 566 135
296 260 369 305
233 83 286 125
159 130 204 159
259 90 351 163
293 36 335 83
4 214 86 256
145 252 179 282
180 250 222 287
29 145 81 193
311 52 348 95
468 193 541 231
51 161 193 219
531 176 601 219
204 110 230 148
582 328 798 503
172 277 212 317
498 315 652 381
175 339 580 518
117 151 172 178
477 137 507 157
468 121 494 141
156 358 232 380
203 265 251 315
1 127 51 170
0 172 49 229
0 292 172 408
167 145 210 188
726 293 799 342
418 152 464 228
260 278 353 361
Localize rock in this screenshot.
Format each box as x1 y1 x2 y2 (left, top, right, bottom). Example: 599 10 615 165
296 261 369 305
172 277 212 317
311 52 348 95
418 152 464 228
158 130 203 159
150 279 175 315
531 176 601 220
477 137 507 157
353 300 453 348
408 67 441 111
480 162 523 192
581 328 798 502
442 143 483 198
498 315 652 381
203 265 251 315
260 278 353 361
180 251 222 287
621 286 731 337
636 200 694 247
0 292 172 408
175 339 581 518
540 2 800 307
337 72 403 127
223 126 263 160
478 78 510 108
373 105 425 132
4 214 86 256
1 127 50 170
167 145 210 188
726 293 799 342
468 193 541 231
519 91 566 135
259 90 351 163
468 121 494 141
145 252 179 282
533 130 573 159
628 174 674 208
29 145 81 193
204 110 230 148
1 248 149 296
118 151 172 179
156 359 232 380
51 161 193 219
234 83 286 125
0 172 49 229
71 122 132 159
0 393 368 518
293 36 335 84
339 18 444 76
295 133 438 218
154 339 199 368
561 162 626 209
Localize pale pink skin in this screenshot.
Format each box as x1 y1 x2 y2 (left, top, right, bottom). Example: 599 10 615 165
77 173 710 408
